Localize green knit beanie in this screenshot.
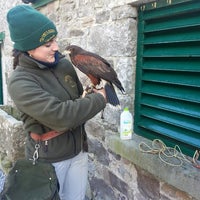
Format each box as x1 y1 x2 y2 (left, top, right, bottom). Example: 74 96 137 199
7 5 58 51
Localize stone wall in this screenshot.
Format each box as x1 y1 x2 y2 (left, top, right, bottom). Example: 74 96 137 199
0 0 199 200
0 107 23 174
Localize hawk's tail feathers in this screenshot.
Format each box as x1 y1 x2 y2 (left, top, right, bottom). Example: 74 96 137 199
113 79 125 94
105 83 120 106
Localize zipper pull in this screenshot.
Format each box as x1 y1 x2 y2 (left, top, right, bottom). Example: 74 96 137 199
44 140 48 152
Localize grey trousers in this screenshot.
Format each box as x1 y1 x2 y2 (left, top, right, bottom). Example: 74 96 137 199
53 151 88 200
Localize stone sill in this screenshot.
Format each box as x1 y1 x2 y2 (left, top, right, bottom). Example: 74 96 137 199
107 134 200 200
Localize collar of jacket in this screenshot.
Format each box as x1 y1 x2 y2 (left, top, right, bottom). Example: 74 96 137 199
19 51 65 70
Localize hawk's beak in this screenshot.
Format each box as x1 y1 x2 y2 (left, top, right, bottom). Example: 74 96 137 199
63 50 71 58
65 50 71 54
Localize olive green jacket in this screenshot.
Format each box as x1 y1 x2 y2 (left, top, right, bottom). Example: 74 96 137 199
8 53 106 162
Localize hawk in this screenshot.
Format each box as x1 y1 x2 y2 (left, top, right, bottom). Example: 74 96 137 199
65 45 125 106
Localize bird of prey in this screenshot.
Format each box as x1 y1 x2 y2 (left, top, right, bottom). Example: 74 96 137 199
65 45 125 106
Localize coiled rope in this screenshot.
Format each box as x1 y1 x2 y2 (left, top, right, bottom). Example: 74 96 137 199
139 139 199 168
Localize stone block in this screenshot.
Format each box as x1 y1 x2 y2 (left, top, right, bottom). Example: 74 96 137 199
88 18 137 57
0 108 24 173
136 166 160 199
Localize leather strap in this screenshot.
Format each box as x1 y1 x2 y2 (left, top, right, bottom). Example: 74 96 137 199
30 130 64 141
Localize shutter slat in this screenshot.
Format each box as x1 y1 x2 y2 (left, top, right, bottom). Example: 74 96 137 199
142 82 200 103
141 95 200 118
141 106 200 133
138 118 200 147
144 42 200 57
144 26 200 44
143 57 200 72
143 71 200 87
142 0 200 20
144 12 200 33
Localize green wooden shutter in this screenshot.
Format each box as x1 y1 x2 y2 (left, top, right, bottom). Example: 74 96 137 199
134 0 200 156
32 0 54 8
0 32 4 104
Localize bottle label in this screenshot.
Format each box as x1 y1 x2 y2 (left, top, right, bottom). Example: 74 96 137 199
121 121 132 139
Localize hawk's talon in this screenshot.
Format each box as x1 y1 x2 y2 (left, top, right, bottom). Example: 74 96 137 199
85 85 94 94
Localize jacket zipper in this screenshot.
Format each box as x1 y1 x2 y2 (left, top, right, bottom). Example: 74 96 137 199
50 69 78 154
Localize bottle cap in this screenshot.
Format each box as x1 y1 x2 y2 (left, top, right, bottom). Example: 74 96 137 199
124 107 129 111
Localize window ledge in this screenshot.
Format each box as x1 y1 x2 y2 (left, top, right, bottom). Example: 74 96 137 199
107 134 200 199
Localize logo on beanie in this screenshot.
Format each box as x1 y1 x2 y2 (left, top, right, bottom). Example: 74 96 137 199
40 29 56 43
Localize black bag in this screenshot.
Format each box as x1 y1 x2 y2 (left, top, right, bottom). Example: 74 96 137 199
0 144 60 200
